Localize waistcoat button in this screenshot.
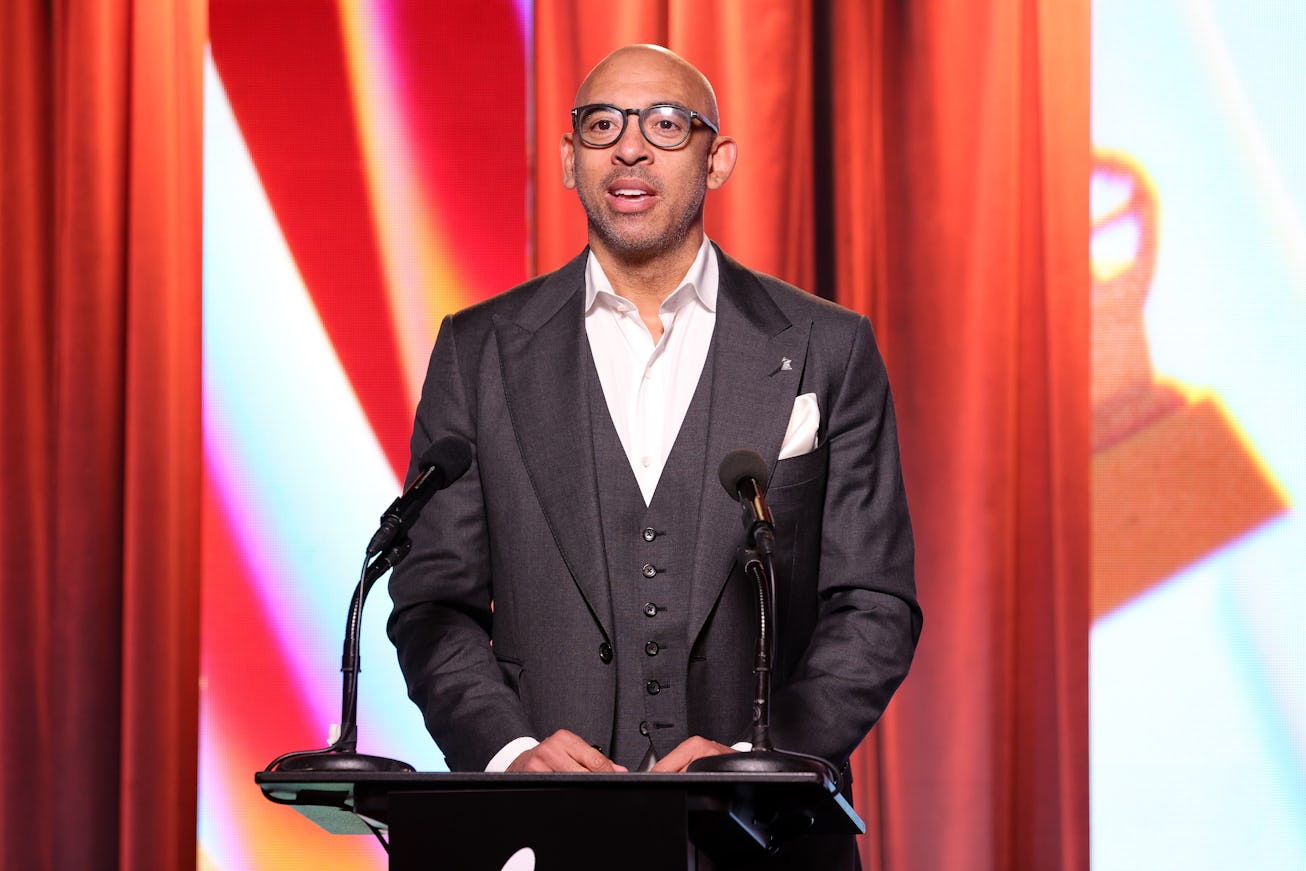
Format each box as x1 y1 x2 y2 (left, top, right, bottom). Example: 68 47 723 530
641 563 657 578
643 602 658 617
642 527 657 542
646 680 661 695
598 642 613 664
645 641 660 656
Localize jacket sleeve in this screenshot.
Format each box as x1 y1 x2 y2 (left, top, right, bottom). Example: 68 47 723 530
768 314 922 766
386 314 536 771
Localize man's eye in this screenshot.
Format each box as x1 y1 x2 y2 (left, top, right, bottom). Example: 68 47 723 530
592 119 614 131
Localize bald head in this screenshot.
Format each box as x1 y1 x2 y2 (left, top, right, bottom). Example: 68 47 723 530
561 43 737 276
575 44 719 128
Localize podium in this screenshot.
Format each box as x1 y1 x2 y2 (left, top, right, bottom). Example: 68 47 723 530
256 769 864 869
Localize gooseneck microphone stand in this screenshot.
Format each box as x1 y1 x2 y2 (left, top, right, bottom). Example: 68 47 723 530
687 543 838 784
739 544 778 752
265 537 416 773
265 436 472 774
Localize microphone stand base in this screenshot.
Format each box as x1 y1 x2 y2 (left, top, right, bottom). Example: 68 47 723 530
274 750 415 773
688 748 838 789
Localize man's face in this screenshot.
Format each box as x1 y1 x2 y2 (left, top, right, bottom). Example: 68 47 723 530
561 51 735 264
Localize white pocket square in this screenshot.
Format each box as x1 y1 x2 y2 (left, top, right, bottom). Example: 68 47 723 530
778 393 820 460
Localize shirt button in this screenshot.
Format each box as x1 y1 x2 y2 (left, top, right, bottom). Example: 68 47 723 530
598 642 613 664
643 602 658 618
642 527 657 542
645 641 660 656
641 563 657 579
646 680 661 695
640 456 651 468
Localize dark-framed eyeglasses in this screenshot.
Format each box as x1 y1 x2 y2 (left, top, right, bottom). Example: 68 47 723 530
570 103 719 150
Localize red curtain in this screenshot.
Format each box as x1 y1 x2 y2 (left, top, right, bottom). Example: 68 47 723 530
0 2 205 870
835 3 1092 870
534 2 1090 870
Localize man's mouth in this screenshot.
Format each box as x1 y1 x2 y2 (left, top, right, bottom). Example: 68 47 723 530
605 178 658 211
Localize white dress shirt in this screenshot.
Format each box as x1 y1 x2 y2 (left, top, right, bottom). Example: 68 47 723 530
484 238 719 771
583 237 718 505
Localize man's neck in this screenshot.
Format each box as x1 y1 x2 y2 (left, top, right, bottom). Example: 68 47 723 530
590 233 703 306
589 233 705 342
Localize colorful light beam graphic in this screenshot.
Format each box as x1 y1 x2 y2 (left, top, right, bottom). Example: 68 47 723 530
201 3 530 869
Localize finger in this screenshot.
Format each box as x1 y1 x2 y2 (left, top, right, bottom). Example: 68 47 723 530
516 745 587 772
538 731 597 772
509 745 571 772
650 737 732 773
524 730 625 772
549 730 621 772
567 744 619 772
508 731 584 772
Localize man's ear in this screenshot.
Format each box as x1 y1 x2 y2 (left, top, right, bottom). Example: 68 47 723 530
706 136 738 190
560 133 578 190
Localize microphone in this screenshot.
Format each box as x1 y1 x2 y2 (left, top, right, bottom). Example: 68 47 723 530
718 448 776 555
366 436 473 557
267 436 472 775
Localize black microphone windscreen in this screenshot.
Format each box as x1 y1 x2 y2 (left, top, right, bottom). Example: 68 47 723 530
420 436 473 485
718 449 768 497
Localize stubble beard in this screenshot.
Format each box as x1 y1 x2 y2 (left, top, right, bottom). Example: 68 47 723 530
576 165 708 265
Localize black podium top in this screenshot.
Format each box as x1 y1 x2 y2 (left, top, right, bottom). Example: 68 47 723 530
257 769 862 835
258 770 865 870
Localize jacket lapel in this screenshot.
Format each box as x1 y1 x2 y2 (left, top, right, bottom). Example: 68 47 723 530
495 251 613 636
689 249 812 640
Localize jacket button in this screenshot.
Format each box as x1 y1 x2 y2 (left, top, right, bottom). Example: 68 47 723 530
639 720 650 736
598 642 613 664
642 527 657 542
646 680 661 695
643 602 658 618
645 641 660 656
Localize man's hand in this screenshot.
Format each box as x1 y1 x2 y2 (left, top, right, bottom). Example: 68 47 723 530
649 736 736 773
505 730 628 773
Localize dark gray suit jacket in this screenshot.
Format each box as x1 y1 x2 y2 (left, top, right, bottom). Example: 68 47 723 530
388 245 921 775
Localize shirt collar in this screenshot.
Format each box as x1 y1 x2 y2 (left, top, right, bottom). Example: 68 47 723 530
584 236 718 315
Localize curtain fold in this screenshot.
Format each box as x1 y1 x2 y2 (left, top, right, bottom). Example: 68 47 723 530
0 2 205 870
837 3 1091 869
0 2 56 869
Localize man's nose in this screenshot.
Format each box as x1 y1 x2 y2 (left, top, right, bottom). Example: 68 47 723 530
612 117 651 164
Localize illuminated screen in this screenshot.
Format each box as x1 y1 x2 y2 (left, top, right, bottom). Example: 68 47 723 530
1091 1 1305 868
200 2 530 869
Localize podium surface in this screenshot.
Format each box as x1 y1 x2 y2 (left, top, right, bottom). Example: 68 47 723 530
256 769 863 870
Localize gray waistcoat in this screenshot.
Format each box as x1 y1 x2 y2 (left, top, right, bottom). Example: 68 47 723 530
589 346 715 769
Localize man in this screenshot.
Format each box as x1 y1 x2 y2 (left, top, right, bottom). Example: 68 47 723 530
388 44 920 864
